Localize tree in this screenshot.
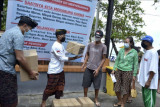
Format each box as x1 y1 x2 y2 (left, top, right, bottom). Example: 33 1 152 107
100 0 146 55
90 17 104 42
1 0 8 30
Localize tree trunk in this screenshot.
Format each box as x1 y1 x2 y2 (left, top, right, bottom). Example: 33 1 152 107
111 38 118 55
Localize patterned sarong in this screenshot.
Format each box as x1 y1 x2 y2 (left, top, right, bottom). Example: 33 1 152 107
142 87 156 107
0 70 18 107
42 71 65 100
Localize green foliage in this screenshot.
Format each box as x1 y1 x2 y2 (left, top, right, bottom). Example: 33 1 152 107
100 0 146 42
1 0 8 30
90 17 104 41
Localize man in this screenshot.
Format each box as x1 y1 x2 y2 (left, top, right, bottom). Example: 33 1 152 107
138 35 159 107
157 49 160 94
0 16 38 107
41 29 82 107
82 30 107 107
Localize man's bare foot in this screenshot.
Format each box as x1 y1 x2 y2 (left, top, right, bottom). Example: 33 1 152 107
95 100 100 106
41 101 46 107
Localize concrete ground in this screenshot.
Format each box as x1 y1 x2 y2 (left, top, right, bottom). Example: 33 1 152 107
17 61 160 107
17 84 160 107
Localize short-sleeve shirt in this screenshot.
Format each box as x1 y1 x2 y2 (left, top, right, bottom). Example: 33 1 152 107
138 48 159 89
86 42 107 70
0 26 24 74
47 41 68 74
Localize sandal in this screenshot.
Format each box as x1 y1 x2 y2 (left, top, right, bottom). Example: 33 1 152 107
113 103 121 107
95 102 101 107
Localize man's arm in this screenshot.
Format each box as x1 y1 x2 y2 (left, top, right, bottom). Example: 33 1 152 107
81 52 89 71
145 71 155 88
15 50 38 80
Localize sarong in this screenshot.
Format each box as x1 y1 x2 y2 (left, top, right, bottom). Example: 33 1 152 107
142 87 156 107
42 71 65 100
0 70 18 107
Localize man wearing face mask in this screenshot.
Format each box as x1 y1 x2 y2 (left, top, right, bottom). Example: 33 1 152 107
41 29 82 107
0 16 38 107
82 30 107 107
138 35 159 107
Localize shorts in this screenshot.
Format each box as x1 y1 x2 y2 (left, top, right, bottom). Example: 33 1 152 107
82 68 102 89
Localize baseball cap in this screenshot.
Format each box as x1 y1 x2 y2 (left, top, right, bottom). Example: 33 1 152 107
141 35 153 43
95 30 103 38
55 29 67 36
16 16 38 28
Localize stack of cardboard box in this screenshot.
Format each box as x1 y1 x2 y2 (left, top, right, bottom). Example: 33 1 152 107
52 98 81 107
77 97 94 107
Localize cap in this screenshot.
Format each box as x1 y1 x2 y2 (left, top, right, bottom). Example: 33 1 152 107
141 35 153 43
95 30 103 37
16 16 38 28
55 29 67 36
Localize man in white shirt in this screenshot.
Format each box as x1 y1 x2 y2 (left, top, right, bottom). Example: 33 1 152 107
138 35 159 107
41 29 82 107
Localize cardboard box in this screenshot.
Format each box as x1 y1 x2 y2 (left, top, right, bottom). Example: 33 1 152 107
66 41 85 55
52 98 81 107
77 97 94 107
19 49 38 82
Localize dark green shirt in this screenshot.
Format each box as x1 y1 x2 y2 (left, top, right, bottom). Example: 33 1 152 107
113 48 138 76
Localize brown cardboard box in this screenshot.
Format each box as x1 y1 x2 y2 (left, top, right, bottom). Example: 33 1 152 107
19 49 38 82
66 41 85 55
52 98 81 107
77 97 94 107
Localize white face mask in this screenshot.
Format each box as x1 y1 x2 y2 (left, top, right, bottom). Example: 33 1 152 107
95 37 101 41
124 43 130 48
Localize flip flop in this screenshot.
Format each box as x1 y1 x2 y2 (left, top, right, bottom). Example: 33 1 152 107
113 103 121 107
95 102 101 107
126 100 132 103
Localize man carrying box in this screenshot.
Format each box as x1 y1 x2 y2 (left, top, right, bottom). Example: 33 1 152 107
82 30 107 107
0 16 39 107
41 29 82 107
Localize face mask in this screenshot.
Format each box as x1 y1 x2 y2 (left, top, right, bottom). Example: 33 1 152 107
95 37 101 41
141 42 147 49
24 27 30 35
124 43 130 48
60 37 65 42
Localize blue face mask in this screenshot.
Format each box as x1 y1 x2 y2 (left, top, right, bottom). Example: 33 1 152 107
124 43 130 48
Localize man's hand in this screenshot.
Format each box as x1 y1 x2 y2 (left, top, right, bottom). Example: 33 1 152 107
145 80 151 88
29 71 39 80
93 69 99 77
81 63 85 71
74 55 83 59
111 70 115 74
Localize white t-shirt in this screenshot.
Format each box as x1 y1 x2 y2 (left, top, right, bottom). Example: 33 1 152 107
47 41 68 74
137 48 159 89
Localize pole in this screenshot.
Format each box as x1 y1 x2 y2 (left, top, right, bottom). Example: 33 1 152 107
0 0 4 31
95 0 100 33
105 0 114 58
